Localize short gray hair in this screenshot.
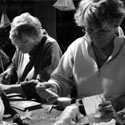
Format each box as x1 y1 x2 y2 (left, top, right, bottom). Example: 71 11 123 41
9 12 42 44
74 0 125 29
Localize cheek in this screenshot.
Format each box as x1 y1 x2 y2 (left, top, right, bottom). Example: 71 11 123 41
94 32 113 40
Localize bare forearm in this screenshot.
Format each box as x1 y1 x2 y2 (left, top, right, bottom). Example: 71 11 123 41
2 84 24 95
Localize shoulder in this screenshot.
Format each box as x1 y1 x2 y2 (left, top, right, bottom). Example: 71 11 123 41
46 35 56 42
61 36 86 59
41 35 62 54
67 36 86 52
45 35 62 52
45 35 56 44
43 35 58 47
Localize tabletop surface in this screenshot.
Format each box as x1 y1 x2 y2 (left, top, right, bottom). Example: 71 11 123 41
3 103 62 125
24 104 62 125
3 94 119 125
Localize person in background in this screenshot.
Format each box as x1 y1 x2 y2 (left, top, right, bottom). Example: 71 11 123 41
33 0 125 122
0 12 62 101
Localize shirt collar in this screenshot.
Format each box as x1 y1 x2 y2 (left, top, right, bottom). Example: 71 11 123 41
84 33 125 58
112 36 125 56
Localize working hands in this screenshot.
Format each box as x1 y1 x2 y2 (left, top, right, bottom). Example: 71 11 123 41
0 69 17 95
36 82 77 109
115 108 125 125
98 100 125 124
53 104 83 125
97 100 116 122
0 68 13 84
35 82 59 104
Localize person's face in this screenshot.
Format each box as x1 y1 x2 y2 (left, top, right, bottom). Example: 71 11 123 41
13 36 36 53
86 23 118 47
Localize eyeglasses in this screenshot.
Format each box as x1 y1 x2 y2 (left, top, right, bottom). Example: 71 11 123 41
87 27 115 36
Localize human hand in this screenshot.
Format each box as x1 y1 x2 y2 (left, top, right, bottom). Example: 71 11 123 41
53 104 82 125
35 82 59 103
0 83 11 93
97 101 116 122
115 108 125 125
0 69 12 84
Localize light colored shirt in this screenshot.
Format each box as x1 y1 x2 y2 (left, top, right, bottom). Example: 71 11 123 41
49 32 125 100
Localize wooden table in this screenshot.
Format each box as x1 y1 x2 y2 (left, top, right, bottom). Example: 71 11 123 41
3 104 62 125
3 93 63 125
3 93 119 125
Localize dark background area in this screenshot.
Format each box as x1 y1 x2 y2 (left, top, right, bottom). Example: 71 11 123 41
0 0 125 53
0 0 83 53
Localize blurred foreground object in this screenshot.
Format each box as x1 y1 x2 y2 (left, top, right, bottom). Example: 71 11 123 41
53 104 81 125
0 96 5 124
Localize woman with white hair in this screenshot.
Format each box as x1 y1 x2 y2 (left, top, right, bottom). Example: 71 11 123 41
0 12 62 101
